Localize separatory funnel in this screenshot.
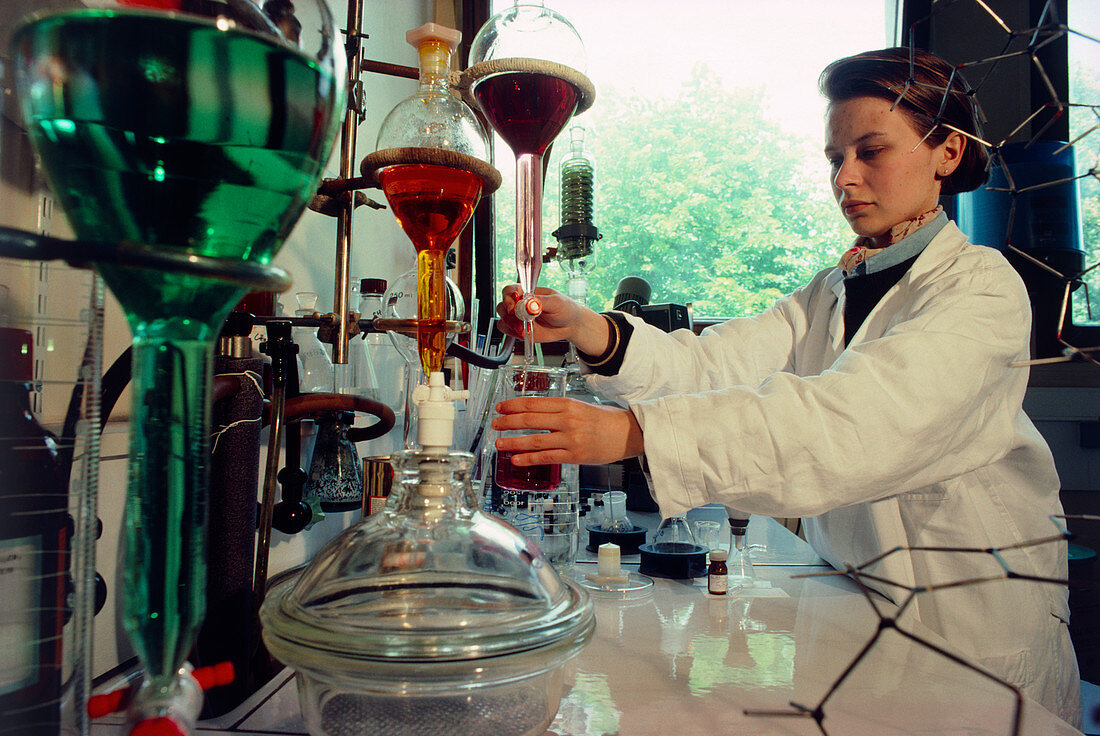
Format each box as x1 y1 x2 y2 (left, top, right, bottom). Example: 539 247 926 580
461 1 596 364
360 22 500 384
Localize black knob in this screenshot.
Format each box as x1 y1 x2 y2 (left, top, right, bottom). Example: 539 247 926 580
272 500 312 534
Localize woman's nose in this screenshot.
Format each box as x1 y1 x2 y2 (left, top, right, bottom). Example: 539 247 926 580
833 158 858 188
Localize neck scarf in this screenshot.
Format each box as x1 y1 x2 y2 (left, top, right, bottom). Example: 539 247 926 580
839 205 943 276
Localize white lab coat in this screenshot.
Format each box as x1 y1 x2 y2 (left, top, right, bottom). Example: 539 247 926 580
587 222 1081 726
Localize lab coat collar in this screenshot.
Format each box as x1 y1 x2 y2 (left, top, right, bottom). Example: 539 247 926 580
828 221 970 349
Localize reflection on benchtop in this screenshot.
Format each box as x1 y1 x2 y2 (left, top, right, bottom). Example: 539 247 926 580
90 515 1079 736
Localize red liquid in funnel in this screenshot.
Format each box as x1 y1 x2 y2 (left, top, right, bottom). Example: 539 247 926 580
472 72 579 156
379 164 483 253
379 164 483 374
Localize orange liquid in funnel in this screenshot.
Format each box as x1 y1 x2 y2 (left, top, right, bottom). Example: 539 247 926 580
379 164 483 375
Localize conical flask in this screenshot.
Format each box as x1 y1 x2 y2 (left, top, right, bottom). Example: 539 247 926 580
306 411 363 511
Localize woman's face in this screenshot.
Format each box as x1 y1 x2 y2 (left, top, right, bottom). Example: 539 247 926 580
825 95 962 245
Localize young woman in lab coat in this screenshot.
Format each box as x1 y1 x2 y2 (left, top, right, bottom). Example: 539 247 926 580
492 47 1081 726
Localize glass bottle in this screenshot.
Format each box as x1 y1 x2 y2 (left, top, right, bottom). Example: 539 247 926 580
292 292 335 394
307 411 363 511
708 550 729 595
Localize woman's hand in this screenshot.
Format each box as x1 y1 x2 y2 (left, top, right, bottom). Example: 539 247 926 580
495 285 611 356
491 397 645 466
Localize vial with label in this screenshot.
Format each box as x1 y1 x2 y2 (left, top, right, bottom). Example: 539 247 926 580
708 549 728 595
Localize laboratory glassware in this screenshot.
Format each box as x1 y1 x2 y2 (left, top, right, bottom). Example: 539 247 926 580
585 489 647 555
601 490 633 533
727 517 756 588
652 515 697 549
260 449 594 736
292 292 336 394
692 520 723 552
382 268 467 449
360 22 499 380
553 123 600 290
707 550 729 595
639 515 706 579
356 278 406 458
12 0 344 726
462 2 596 363
306 411 363 511
0 256 103 736
494 365 567 493
490 365 579 569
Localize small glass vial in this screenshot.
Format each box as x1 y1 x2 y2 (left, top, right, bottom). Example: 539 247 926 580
708 549 728 595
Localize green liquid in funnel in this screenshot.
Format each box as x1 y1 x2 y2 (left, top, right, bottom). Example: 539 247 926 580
15 9 341 686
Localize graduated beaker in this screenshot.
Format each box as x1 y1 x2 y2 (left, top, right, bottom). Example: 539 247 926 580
491 365 578 568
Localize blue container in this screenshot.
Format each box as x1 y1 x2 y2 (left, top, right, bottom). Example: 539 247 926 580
957 140 1083 260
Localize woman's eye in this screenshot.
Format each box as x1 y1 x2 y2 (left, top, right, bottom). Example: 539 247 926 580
860 147 883 160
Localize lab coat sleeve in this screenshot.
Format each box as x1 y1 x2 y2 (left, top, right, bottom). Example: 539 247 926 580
585 270 833 400
624 251 1033 518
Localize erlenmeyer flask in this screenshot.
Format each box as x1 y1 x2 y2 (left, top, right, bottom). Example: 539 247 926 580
652 515 695 550
307 411 363 512
727 521 756 589
601 490 632 533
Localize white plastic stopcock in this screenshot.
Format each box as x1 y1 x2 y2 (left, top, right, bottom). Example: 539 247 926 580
514 294 542 322
411 371 470 451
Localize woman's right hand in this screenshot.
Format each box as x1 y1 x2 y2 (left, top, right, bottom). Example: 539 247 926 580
495 285 609 353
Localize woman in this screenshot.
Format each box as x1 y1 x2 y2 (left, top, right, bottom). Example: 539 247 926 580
492 47 1081 726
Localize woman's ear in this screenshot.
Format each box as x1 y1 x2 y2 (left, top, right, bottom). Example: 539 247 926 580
937 130 966 178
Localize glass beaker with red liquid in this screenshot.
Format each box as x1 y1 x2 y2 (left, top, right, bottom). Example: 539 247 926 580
491 365 578 568
494 365 566 491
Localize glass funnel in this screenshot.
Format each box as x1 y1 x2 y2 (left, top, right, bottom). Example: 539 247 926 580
462 2 595 363
361 23 500 380
11 0 345 725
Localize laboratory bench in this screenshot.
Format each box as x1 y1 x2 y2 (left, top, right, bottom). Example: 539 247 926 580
89 513 1082 736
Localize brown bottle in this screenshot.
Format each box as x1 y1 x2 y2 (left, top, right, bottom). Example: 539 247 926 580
708 549 729 595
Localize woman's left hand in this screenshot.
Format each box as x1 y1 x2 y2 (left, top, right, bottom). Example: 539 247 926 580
491 397 644 467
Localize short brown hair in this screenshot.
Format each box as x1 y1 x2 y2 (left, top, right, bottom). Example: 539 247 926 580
819 47 989 195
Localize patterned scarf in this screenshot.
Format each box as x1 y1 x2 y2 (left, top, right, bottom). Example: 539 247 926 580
838 205 943 275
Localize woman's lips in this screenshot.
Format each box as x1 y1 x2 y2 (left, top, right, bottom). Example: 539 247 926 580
843 201 871 215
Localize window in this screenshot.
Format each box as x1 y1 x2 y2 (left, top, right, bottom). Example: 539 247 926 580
484 0 887 322
1068 2 1100 326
